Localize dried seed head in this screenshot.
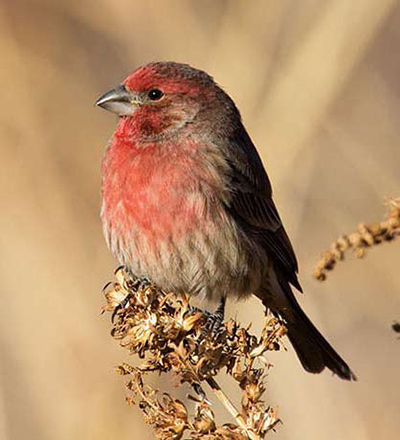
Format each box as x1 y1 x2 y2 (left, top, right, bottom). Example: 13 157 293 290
193 402 216 434
103 268 285 439
313 198 400 280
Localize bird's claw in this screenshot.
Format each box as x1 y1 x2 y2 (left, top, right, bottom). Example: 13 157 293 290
199 308 225 340
184 304 212 319
111 276 151 322
193 297 226 351
128 276 151 291
111 293 132 322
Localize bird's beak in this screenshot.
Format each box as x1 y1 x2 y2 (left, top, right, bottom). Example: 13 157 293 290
95 84 138 116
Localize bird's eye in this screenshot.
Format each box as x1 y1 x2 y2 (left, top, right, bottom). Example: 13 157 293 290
147 89 164 101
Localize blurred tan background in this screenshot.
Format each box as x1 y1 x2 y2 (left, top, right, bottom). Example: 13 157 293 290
1 1 400 439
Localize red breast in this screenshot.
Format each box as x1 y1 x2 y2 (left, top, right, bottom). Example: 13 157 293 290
101 119 227 261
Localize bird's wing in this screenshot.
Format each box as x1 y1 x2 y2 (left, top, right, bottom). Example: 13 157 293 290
224 123 302 292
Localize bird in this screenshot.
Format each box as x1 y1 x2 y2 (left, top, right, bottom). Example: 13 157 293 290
96 61 356 381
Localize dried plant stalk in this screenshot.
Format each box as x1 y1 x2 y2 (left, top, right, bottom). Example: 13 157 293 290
313 198 400 281
103 267 285 440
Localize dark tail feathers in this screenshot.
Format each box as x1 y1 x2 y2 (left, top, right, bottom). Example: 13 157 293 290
278 294 356 381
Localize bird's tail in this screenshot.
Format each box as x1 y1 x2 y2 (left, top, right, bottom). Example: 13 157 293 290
267 286 356 381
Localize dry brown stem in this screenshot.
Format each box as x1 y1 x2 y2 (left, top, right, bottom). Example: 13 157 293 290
103 267 285 440
313 198 400 281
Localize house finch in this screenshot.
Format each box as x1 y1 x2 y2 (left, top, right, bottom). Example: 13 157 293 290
96 62 356 380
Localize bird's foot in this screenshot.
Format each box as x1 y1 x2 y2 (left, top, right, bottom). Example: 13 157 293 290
201 307 225 339
111 276 151 322
185 304 212 319
111 293 131 323
193 297 226 350
127 276 151 292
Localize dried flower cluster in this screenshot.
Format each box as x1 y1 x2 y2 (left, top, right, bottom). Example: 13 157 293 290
103 267 286 440
313 198 400 281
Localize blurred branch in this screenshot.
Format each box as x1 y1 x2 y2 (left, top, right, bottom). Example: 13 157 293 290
103 267 285 440
313 198 400 281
